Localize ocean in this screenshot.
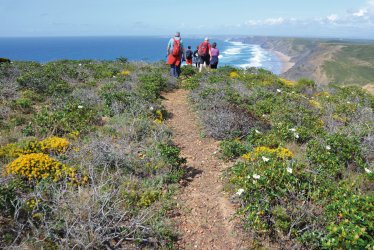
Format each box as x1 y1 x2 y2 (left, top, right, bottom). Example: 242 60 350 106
0 36 282 74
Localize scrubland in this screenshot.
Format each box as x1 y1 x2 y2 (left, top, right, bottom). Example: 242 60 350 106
0 60 185 249
182 65 373 249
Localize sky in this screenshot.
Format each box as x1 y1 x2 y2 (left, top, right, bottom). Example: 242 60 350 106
1 0 374 39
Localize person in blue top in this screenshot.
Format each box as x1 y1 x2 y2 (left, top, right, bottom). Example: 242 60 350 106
166 32 185 78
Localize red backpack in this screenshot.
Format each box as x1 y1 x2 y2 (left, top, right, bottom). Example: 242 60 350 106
171 38 181 57
198 42 209 56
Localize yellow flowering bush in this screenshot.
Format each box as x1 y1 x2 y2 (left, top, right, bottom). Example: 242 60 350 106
279 78 295 87
40 137 69 154
154 110 164 124
242 146 294 161
4 153 87 185
0 143 24 159
309 100 322 109
0 137 70 159
229 71 240 78
119 70 131 76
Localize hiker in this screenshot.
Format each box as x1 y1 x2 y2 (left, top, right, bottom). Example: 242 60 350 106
185 46 193 65
210 42 219 69
193 46 200 68
166 32 185 78
198 37 211 72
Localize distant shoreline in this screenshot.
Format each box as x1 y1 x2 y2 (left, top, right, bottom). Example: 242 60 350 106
271 50 295 74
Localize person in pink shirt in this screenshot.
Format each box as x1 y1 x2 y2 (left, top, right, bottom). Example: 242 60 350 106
210 42 219 69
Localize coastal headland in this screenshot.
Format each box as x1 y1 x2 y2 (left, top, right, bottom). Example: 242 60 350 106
234 36 374 91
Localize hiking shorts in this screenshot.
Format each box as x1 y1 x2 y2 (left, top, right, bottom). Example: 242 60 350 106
199 55 210 65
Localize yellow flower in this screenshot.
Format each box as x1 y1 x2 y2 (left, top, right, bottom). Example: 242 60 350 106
120 70 131 76
229 71 240 78
40 137 69 154
309 100 322 109
279 78 295 87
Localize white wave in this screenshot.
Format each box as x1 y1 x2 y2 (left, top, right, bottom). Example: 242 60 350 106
223 47 242 55
229 41 247 47
247 45 265 67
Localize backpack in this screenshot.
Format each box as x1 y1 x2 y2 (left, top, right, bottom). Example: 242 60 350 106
186 50 193 60
171 38 181 57
198 42 209 56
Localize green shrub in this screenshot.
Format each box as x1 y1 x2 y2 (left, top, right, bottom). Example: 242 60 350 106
137 72 167 101
307 133 365 178
219 139 247 160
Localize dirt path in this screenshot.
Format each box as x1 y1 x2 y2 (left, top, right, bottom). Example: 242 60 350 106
163 89 249 250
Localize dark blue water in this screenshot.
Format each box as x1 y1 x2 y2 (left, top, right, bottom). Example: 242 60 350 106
0 36 282 74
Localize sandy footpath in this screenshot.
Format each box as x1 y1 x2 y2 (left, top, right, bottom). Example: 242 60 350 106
163 89 250 250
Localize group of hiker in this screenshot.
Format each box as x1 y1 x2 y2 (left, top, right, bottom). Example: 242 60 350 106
166 32 220 78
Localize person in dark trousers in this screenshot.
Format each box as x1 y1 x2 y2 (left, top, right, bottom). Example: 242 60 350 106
193 46 200 68
166 32 185 78
185 46 193 65
210 42 219 69
198 37 211 72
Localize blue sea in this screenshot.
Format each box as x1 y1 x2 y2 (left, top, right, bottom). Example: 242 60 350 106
0 36 283 74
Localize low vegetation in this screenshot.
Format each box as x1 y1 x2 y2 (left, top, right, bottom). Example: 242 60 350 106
323 44 374 86
0 60 185 248
184 66 373 249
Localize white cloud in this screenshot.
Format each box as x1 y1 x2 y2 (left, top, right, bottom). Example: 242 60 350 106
245 17 285 26
353 9 368 17
327 14 338 22
264 17 285 25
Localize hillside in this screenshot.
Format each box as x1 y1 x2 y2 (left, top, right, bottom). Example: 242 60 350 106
239 36 374 88
0 61 373 249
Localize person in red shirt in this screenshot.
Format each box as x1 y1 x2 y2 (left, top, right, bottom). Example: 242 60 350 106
198 37 211 72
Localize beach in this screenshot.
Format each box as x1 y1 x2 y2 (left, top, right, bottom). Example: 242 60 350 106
272 50 295 74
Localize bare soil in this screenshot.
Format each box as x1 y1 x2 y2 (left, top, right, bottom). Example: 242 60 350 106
163 89 250 250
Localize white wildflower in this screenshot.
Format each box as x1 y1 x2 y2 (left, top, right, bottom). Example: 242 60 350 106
112 76 116 78
255 129 261 134
78 63 82 66
347 101 351 104
294 133 299 139
253 174 261 179
78 105 83 109
365 168 372 174
149 106 154 111
287 167 293 174
289 128 296 132
277 89 282 93
262 156 269 162
236 188 245 196
326 145 331 150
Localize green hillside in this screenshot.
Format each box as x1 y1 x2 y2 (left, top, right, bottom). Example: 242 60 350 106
323 44 374 86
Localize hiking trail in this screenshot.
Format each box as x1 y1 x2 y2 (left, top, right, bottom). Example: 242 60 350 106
163 89 250 250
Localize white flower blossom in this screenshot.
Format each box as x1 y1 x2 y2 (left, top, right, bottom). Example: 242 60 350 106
255 129 261 134
365 168 372 174
236 188 245 196
112 76 116 78
347 101 351 104
77 105 83 109
149 106 154 111
262 156 269 162
253 174 261 179
78 63 82 66
294 133 299 139
287 167 293 174
326 145 331 150
277 89 282 93
289 128 296 132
